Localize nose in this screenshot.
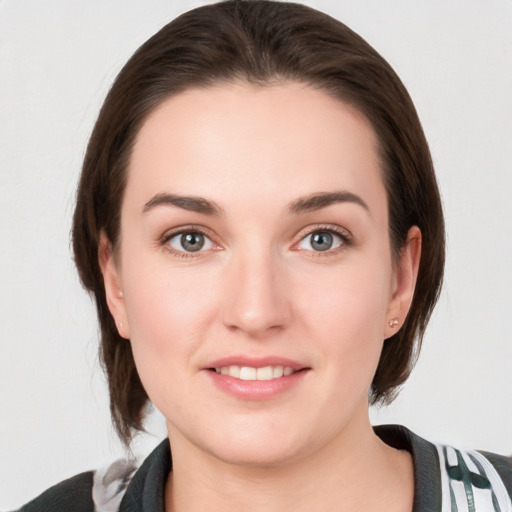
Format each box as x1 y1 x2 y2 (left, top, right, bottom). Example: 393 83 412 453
222 249 291 338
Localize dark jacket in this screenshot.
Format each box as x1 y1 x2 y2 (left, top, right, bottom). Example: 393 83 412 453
18 425 512 512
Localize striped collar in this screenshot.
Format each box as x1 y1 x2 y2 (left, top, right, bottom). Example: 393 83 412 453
92 425 512 512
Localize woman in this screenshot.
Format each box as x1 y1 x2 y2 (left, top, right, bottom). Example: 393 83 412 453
15 1 511 511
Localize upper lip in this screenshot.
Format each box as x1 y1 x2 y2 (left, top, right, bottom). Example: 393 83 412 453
205 355 308 371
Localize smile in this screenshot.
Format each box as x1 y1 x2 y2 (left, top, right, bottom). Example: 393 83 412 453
214 365 295 381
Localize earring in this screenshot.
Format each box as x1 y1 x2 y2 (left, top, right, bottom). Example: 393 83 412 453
119 321 123 328
389 318 399 328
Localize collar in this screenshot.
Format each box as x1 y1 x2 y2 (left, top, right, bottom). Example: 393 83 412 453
117 425 511 512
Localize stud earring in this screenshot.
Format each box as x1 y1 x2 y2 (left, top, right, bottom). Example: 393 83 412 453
119 321 123 328
389 318 399 328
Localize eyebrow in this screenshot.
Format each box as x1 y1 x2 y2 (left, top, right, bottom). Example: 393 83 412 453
142 190 369 217
143 193 224 216
288 191 370 215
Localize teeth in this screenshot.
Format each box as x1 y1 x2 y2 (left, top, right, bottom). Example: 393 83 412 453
240 367 257 380
215 365 296 381
273 366 284 378
228 365 240 378
256 366 273 380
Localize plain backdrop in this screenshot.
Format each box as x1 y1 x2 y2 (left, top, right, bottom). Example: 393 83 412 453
1 0 511 508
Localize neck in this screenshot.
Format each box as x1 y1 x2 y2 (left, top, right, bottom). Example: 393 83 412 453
164 409 414 512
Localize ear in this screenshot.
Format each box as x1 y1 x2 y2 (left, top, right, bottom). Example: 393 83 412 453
384 226 422 339
98 231 130 339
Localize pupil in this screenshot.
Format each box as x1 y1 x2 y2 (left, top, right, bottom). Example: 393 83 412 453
182 233 204 252
311 232 332 251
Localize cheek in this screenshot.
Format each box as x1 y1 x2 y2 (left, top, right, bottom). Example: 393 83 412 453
298 259 391 335
120 259 222 392
293 256 392 385
125 265 222 415
126 269 221 345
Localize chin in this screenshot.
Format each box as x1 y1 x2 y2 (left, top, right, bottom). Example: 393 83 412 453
207 436 306 469
169 413 311 469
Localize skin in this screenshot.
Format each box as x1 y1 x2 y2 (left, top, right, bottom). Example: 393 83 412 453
100 82 420 512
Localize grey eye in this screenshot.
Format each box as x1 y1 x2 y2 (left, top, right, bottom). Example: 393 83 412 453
310 232 333 251
298 231 343 252
169 232 212 253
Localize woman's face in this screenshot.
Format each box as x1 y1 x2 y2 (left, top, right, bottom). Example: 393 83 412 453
102 82 419 467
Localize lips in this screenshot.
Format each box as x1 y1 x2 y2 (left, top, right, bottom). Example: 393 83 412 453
205 356 309 399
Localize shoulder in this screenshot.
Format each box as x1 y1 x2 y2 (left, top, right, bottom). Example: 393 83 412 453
17 471 95 512
376 424 512 511
435 444 512 511
16 459 137 512
431 439 512 494
478 450 512 489
479 451 512 488
473 450 512 496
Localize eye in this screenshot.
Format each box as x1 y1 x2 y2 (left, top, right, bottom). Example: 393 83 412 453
167 231 214 253
297 230 345 252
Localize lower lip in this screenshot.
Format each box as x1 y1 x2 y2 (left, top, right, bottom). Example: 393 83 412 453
205 369 308 400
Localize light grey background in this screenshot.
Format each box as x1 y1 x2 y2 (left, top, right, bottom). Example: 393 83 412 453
1 0 511 508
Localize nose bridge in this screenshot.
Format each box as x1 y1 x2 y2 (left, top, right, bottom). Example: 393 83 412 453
222 240 290 336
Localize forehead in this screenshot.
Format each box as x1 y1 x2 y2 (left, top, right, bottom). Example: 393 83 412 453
126 82 385 213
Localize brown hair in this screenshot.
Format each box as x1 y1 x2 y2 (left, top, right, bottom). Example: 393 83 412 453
72 0 445 445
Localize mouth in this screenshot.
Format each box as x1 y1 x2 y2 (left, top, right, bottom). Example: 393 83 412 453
210 365 298 381
205 358 309 399
204 356 310 399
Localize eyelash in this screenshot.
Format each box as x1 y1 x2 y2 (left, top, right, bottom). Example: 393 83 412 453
159 224 353 258
159 225 218 259
293 224 353 256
